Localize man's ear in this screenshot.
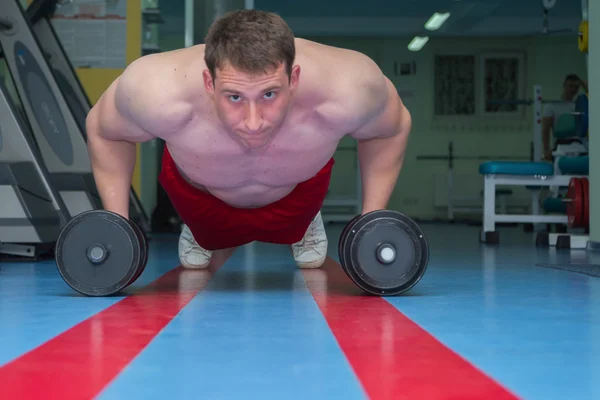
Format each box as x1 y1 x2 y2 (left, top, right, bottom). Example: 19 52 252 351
289 65 300 90
203 69 215 95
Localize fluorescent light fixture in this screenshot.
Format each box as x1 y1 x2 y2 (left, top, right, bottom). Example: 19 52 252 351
408 36 429 51
425 12 450 30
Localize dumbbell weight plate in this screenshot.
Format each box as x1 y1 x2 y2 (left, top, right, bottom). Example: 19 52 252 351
126 218 149 283
55 210 145 296
340 210 429 296
566 177 584 228
582 177 589 229
338 214 362 273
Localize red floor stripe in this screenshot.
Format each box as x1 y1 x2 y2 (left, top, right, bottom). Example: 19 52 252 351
0 248 235 400
302 258 519 400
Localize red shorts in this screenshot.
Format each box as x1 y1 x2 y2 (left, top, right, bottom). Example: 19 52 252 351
158 145 335 251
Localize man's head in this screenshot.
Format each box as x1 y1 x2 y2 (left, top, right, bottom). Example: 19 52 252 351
203 10 300 149
562 74 581 100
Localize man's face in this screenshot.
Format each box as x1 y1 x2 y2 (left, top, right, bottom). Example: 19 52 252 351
204 62 300 149
563 79 580 100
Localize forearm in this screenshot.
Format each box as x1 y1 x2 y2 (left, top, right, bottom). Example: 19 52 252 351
86 117 136 218
357 125 409 214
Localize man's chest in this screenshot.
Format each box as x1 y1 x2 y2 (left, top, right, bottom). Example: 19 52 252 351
168 119 344 189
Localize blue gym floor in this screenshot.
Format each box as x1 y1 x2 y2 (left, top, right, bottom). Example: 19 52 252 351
1 223 599 399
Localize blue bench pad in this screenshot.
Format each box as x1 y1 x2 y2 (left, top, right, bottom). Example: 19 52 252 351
479 161 554 176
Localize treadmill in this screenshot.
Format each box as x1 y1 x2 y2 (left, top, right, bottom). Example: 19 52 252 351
0 0 151 233
0 66 70 258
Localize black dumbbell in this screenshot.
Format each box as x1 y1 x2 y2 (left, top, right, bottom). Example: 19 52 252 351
338 210 429 296
55 210 148 296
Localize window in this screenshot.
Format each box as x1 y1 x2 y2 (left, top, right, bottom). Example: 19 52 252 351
480 52 526 117
433 51 526 119
434 55 476 116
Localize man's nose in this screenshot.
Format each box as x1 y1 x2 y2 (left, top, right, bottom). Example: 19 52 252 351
244 102 263 133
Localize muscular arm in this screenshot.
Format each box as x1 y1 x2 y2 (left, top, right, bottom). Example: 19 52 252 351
86 62 155 218
348 62 410 214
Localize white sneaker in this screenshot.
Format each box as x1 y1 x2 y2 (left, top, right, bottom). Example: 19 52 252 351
178 224 212 269
292 211 328 269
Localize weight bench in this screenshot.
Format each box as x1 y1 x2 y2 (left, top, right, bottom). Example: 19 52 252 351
479 160 586 245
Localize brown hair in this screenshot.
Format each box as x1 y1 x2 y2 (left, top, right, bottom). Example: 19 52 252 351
204 10 295 80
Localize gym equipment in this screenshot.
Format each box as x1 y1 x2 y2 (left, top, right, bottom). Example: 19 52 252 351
578 20 588 53
487 98 566 106
479 161 574 244
573 93 589 138
0 1 95 217
0 70 70 258
564 177 589 229
536 175 590 250
478 84 589 246
417 141 532 220
583 177 589 229
55 210 148 296
0 0 150 234
338 210 429 296
25 0 150 232
543 197 567 214
557 155 588 175
480 158 588 245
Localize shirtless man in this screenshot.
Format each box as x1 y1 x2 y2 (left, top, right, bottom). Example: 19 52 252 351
85 10 411 269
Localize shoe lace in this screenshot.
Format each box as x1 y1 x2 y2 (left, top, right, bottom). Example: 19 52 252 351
294 218 323 252
181 231 210 256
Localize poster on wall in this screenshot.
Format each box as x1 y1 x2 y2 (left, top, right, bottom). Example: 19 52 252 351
50 0 127 69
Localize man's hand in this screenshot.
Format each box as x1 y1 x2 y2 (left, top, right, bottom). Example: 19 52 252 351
348 62 411 215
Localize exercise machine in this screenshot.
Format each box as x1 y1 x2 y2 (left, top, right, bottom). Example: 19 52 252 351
0 0 149 234
479 91 589 247
0 73 70 258
25 0 150 232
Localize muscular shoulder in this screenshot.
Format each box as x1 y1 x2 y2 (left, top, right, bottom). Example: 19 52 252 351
331 50 390 121
115 49 200 136
299 41 401 136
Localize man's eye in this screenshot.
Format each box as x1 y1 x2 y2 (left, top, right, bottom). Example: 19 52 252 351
229 95 241 102
264 91 276 99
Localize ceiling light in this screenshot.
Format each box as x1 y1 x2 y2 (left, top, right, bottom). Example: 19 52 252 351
408 36 429 51
425 12 450 30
